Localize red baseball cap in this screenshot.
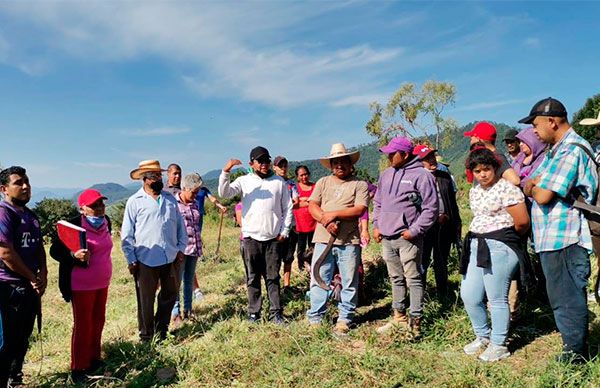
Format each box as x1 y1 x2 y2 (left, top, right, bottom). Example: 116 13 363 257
412 144 437 160
78 189 107 207
463 122 497 143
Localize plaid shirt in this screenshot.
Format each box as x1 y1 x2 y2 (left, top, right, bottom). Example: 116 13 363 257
176 193 203 257
531 128 598 253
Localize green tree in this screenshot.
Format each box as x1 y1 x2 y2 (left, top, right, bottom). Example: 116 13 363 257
366 80 458 153
106 199 127 232
572 93 600 144
32 198 79 241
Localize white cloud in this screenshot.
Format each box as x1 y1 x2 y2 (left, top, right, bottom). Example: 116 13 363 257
0 2 408 107
119 126 191 137
523 37 540 48
227 126 261 147
454 98 529 112
332 93 391 107
74 162 122 168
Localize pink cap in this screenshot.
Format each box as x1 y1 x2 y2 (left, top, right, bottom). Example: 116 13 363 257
379 136 414 154
78 189 107 207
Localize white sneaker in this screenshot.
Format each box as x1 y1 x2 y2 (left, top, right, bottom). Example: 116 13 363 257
194 289 204 301
478 343 510 362
463 337 490 355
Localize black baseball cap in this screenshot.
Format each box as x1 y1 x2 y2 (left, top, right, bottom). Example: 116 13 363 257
503 129 519 142
518 97 567 124
249 146 270 161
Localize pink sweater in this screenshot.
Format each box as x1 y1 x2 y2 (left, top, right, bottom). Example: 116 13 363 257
71 216 113 291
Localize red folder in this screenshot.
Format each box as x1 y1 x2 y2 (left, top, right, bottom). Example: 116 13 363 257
56 220 87 252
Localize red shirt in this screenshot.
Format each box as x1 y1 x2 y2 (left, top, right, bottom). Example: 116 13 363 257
293 183 316 233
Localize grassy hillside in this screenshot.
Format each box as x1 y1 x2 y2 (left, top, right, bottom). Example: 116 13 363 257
21 214 600 387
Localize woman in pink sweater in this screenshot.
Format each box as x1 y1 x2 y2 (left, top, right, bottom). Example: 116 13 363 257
50 189 113 381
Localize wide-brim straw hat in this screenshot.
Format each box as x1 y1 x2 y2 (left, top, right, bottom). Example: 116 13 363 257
130 160 166 180
580 111 600 126
319 143 360 169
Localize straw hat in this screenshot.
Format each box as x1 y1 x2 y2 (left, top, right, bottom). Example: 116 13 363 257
130 160 166 180
319 143 360 169
580 111 600 126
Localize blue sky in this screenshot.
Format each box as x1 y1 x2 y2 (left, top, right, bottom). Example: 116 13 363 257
0 1 599 188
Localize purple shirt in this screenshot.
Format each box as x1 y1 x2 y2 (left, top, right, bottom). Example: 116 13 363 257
0 201 43 284
372 157 439 238
176 193 203 257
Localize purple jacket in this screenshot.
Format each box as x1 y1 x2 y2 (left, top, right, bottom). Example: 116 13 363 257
512 127 546 189
372 156 438 238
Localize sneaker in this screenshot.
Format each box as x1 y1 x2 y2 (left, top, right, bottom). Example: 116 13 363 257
8 372 24 387
555 350 587 364
333 321 351 337
271 314 286 326
71 370 87 384
247 313 260 323
463 337 490 355
478 343 510 362
171 314 183 328
376 310 409 334
194 289 204 301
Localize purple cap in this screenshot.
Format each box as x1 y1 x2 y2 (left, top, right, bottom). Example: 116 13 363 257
379 136 414 154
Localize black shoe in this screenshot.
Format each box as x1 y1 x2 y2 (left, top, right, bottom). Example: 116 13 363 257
87 359 106 374
555 351 587 364
271 313 286 326
71 370 87 384
8 372 23 387
247 313 260 323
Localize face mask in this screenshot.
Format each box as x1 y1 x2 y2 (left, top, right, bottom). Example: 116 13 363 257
149 181 164 193
86 215 105 229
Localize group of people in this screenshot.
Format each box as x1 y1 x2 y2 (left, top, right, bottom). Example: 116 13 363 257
1 97 600 386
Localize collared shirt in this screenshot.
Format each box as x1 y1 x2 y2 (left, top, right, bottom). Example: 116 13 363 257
176 193 203 257
218 170 293 241
121 187 187 266
0 201 43 284
531 128 598 253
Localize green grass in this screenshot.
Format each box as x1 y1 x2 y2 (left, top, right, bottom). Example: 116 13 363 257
21 216 600 387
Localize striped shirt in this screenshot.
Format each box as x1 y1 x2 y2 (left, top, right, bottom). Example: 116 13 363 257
531 129 598 253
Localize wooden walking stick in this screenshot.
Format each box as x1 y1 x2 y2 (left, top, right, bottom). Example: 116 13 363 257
215 211 225 256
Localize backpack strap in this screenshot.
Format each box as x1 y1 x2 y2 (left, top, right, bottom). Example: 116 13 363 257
566 142 599 204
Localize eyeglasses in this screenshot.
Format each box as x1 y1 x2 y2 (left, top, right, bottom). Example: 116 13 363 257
144 173 162 181
87 201 105 209
254 157 271 165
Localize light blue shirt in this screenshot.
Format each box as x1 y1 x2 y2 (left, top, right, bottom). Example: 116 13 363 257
121 187 187 266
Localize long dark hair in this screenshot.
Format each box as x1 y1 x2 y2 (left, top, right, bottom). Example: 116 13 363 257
295 165 310 177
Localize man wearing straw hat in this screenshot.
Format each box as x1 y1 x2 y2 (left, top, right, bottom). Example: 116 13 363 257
121 160 187 341
218 146 293 325
306 143 369 336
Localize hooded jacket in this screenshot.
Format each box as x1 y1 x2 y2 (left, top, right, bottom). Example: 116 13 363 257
512 127 546 189
372 156 438 238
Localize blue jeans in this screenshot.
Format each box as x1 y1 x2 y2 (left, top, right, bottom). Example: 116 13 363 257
172 255 199 316
460 239 518 345
306 244 360 324
540 244 590 355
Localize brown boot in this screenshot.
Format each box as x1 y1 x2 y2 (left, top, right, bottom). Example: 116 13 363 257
410 316 422 338
376 310 409 334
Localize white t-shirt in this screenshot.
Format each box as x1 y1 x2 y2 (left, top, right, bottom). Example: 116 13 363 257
469 178 524 234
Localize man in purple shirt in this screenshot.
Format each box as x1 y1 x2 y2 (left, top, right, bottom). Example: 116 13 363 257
372 137 438 337
0 166 47 387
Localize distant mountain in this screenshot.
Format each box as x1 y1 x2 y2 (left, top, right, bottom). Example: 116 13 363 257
72 182 136 205
31 187 81 206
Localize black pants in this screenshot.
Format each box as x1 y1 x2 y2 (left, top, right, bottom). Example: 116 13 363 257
242 238 282 317
421 222 453 297
296 231 315 270
280 229 298 265
134 262 180 341
0 282 38 387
